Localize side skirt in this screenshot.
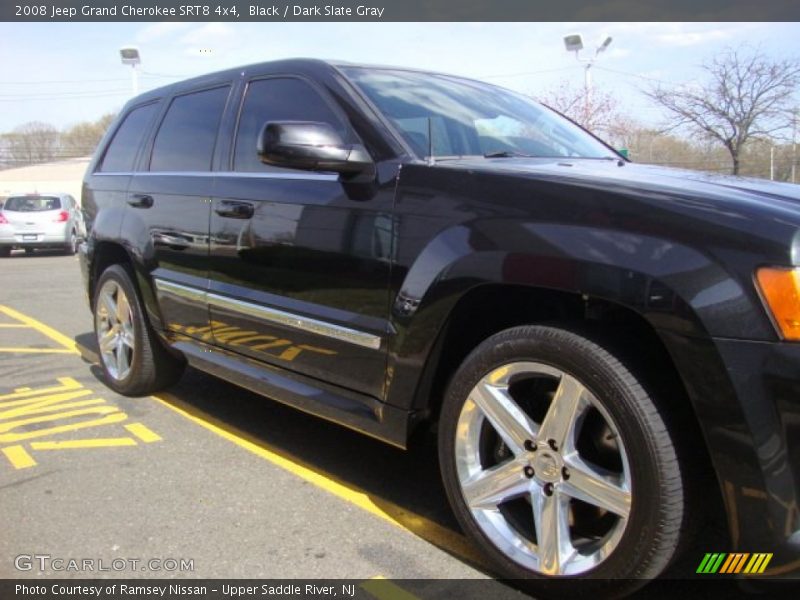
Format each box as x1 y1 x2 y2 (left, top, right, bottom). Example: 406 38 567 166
171 338 410 449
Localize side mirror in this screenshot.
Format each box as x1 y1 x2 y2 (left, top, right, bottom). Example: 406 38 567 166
257 121 375 178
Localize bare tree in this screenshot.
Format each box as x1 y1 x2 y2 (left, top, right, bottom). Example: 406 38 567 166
1 121 59 165
645 46 800 175
536 81 622 138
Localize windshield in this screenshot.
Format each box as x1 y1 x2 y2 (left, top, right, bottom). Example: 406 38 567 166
4 196 61 212
342 67 616 160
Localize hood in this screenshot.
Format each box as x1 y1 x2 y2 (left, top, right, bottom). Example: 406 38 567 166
434 157 800 215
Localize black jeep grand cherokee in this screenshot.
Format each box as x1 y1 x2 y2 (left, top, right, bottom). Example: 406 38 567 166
79 59 799 594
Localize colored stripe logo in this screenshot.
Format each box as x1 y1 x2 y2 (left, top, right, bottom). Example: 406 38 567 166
697 553 772 574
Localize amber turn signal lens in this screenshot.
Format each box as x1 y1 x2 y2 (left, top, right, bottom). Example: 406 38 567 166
756 267 800 341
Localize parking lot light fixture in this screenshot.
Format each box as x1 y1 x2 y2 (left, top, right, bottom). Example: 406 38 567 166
119 46 141 96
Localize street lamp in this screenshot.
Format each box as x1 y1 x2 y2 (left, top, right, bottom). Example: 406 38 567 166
563 33 613 122
119 46 141 96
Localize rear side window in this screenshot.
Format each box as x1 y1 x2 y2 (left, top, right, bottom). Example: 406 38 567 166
150 86 230 172
234 78 347 172
4 196 61 211
99 103 158 173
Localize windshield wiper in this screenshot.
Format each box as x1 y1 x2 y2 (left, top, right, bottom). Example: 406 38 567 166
483 150 532 158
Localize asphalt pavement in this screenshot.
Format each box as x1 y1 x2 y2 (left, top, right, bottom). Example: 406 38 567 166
0 249 521 595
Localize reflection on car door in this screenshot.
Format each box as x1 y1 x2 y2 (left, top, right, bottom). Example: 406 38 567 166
208 76 394 399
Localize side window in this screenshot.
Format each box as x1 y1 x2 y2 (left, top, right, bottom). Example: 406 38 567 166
98 103 158 173
234 78 348 172
150 86 230 172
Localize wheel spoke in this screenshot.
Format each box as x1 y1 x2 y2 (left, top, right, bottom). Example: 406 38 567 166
531 487 573 575
98 329 116 354
461 458 530 510
537 374 587 451
116 290 131 325
562 456 631 518
99 290 118 324
115 339 129 377
470 382 538 455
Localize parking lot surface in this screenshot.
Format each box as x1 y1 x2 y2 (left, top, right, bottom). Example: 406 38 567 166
0 250 520 594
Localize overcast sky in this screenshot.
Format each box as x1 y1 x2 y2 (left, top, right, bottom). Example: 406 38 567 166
0 21 798 132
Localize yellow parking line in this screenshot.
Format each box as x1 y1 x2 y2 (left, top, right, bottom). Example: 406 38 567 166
0 347 76 354
2 445 37 469
2 305 482 570
153 392 484 568
31 438 137 450
125 422 161 443
0 305 78 353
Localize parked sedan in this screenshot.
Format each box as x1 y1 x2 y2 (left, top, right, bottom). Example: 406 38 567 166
0 193 84 257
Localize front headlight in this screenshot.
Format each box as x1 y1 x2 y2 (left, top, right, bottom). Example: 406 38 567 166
756 267 800 341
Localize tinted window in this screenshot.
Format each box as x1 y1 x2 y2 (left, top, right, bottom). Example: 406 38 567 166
150 86 230 172
234 78 347 172
99 103 158 173
4 196 61 211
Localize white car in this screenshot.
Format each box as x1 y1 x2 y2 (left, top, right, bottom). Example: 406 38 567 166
0 193 85 257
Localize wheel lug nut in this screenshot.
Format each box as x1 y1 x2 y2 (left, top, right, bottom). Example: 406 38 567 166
562 467 570 480
523 466 535 478
524 440 536 452
548 439 558 451
543 483 554 496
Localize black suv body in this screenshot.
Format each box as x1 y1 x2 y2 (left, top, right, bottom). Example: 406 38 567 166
80 59 800 593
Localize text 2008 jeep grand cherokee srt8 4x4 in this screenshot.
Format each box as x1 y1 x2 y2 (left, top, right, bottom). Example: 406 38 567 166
79 59 800 595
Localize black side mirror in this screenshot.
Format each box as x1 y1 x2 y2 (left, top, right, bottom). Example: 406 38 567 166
257 121 375 178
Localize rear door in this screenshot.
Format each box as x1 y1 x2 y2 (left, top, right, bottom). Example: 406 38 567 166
128 84 233 338
208 76 395 399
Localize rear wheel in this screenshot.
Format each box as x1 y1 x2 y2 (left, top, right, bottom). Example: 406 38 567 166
0 247 10 258
93 264 184 396
438 325 686 597
64 229 78 255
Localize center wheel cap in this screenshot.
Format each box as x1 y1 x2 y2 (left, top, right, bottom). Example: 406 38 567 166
532 447 563 483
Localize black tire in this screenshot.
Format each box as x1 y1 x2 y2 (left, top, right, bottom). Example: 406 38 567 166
93 264 184 396
0 247 10 257
438 325 686 598
64 229 78 255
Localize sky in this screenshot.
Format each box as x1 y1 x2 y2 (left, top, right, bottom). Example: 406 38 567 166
0 21 799 133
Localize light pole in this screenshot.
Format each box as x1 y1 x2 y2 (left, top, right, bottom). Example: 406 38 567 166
119 46 141 97
563 34 613 125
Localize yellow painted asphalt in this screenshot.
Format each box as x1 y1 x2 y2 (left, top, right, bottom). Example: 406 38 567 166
1 303 486 573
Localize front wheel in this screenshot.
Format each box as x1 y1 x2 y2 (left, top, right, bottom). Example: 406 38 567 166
93 264 184 396
438 325 686 597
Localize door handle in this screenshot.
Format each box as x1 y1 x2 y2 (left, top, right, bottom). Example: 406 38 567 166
215 200 254 219
128 194 154 208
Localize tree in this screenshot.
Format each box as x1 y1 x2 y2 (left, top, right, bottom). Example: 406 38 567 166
2 121 59 165
61 113 116 157
536 81 622 139
645 46 800 175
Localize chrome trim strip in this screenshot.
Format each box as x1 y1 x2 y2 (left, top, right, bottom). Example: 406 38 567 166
153 277 381 350
154 279 207 304
95 171 338 181
208 293 382 350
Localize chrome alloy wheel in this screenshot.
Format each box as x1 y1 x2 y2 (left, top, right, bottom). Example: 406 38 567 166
95 280 135 381
454 362 632 576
